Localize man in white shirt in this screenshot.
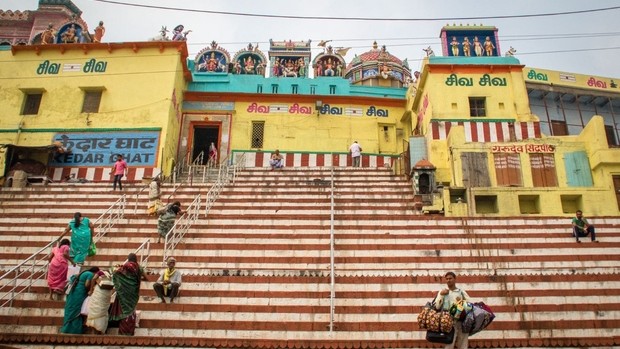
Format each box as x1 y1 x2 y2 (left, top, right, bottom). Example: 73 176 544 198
434 271 470 349
349 141 362 167
153 257 182 303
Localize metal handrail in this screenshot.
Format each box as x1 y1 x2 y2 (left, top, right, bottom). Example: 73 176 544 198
93 194 127 243
162 194 201 264
329 164 336 332
204 152 246 217
133 239 151 271
0 195 127 307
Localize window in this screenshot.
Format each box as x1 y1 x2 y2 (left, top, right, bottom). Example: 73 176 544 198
551 120 568 136
22 93 42 115
468 97 486 117
257 84 263 93
291 84 298 94
310 85 317 95
81 90 102 113
329 85 336 95
251 121 264 148
271 84 278 94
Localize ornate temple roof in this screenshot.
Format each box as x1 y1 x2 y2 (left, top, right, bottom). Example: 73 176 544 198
38 0 82 16
413 159 435 169
0 10 31 20
347 41 404 70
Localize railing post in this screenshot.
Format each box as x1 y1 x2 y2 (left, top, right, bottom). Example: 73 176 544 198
329 165 335 332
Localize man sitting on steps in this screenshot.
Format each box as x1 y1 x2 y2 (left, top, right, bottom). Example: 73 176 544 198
572 210 599 243
153 257 182 303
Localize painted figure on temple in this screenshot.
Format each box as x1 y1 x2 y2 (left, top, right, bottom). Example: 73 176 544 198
171 25 189 41
380 63 393 79
256 61 266 76
41 23 56 45
234 61 242 74
324 58 334 76
335 61 343 77
423 46 435 57
93 21 105 43
272 59 280 77
315 60 323 77
450 36 459 56
244 56 255 74
298 58 306 77
473 36 483 56
61 24 77 43
462 37 471 57
206 52 218 72
282 59 297 77
484 36 495 56
505 46 517 57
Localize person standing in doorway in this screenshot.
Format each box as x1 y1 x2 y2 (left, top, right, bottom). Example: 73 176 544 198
349 141 362 167
110 155 128 191
434 271 470 349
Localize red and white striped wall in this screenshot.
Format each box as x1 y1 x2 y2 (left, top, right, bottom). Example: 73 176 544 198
48 167 160 183
430 121 541 142
236 152 397 168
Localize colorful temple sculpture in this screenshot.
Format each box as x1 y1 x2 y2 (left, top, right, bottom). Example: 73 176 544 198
345 41 412 88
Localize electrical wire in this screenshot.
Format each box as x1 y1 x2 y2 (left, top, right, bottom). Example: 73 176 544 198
90 0 620 22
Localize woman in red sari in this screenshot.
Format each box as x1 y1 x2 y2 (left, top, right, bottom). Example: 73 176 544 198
47 238 74 299
109 253 146 335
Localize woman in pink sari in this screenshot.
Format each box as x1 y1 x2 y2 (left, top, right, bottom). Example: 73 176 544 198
47 238 75 299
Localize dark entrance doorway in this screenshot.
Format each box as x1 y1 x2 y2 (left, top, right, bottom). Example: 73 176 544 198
192 126 219 165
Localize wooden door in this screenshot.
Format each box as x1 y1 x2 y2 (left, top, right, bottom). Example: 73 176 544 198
461 152 490 187
564 151 593 187
494 153 522 186
530 153 558 187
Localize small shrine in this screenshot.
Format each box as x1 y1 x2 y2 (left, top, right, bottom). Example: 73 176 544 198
231 43 268 76
312 46 346 78
440 24 500 57
268 39 311 78
344 42 411 88
195 41 231 73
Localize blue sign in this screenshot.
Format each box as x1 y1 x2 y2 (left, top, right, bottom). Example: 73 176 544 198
51 131 160 167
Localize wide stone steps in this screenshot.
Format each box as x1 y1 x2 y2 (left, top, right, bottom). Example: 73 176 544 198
1 167 620 347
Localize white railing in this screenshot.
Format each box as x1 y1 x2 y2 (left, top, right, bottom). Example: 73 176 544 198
133 239 151 271
0 241 55 307
162 194 201 264
0 195 127 307
204 153 246 217
93 194 127 243
329 165 336 332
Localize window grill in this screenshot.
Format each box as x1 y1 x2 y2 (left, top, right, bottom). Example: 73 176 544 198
251 121 265 148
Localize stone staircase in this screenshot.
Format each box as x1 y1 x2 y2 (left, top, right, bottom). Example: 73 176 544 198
0 167 619 348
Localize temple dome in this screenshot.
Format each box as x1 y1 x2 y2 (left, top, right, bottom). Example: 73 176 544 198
344 41 411 86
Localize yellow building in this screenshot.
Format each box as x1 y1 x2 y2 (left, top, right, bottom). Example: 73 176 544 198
406 25 620 217
0 41 190 182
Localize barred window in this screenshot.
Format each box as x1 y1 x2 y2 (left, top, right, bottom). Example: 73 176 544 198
257 84 263 93
310 85 316 95
22 93 42 115
251 121 264 148
329 85 336 95
81 90 103 113
469 97 486 117
291 84 298 94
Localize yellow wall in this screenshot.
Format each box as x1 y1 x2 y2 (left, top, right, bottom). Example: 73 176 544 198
0 43 188 176
231 101 407 155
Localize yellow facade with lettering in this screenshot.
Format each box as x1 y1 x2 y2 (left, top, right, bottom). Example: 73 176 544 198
0 42 190 180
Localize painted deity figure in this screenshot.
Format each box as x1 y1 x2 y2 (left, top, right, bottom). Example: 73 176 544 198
484 36 495 56
473 36 483 57
244 56 255 74
380 63 393 79
41 23 55 45
256 61 265 76
272 59 280 77
61 24 77 43
324 58 334 76
283 59 297 77
234 61 242 74
462 37 471 57
93 21 105 43
335 61 343 77
206 52 218 72
450 36 459 56
172 25 185 41
297 58 306 77
315 60 324 77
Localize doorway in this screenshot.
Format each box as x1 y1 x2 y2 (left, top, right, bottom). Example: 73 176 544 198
613 175 620 212
192 125 219 165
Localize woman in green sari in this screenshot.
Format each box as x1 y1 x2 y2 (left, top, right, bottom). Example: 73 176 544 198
62 212 95 265
60 266 99 334
109 253 146 335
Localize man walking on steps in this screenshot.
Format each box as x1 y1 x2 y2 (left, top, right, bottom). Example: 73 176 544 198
349 141 362 167
434 271 470 349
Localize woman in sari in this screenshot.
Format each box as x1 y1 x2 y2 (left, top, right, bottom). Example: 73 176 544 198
61 212 95 265
207 142 218 166
146 177 162 215
85 271 114 334
157 204 181 243
47 238 74 299
109 253 146 336
60 266 99 334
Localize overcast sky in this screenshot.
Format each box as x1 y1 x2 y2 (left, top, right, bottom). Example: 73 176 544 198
5 0 620 78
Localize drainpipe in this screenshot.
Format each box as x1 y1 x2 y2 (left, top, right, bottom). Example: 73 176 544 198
14 117 25 145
